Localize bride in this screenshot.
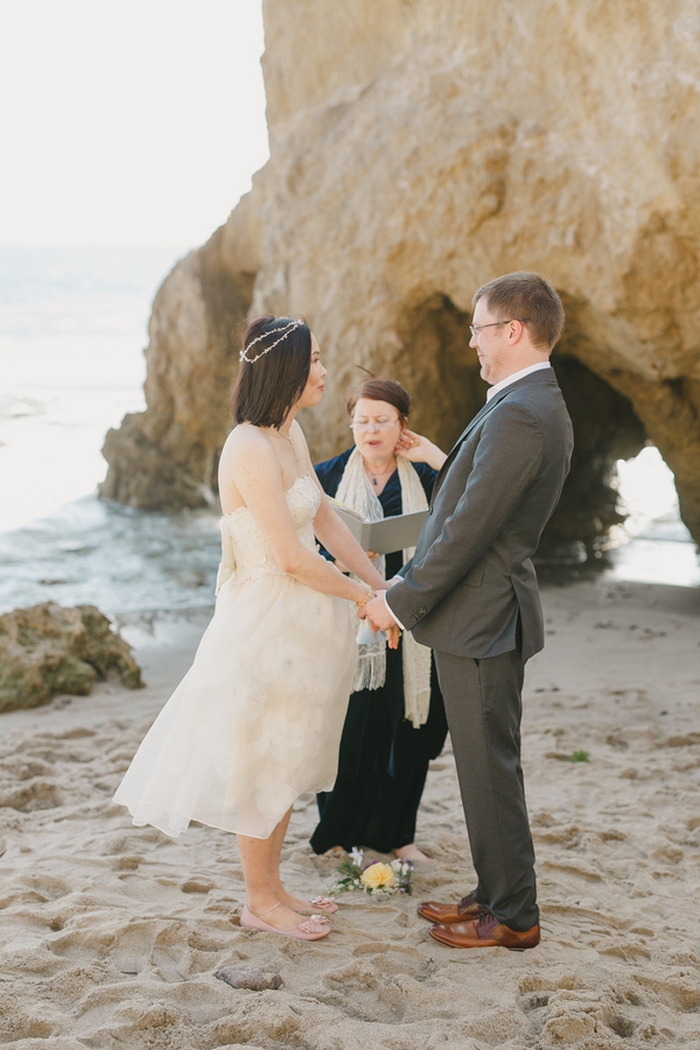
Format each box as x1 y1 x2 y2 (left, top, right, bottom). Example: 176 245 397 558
114 316 392 940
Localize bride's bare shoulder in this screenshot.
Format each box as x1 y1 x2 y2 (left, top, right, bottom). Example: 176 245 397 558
222 423 269 458
220 424 279 480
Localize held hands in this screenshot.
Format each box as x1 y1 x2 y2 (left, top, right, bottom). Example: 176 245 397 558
357 593 401 650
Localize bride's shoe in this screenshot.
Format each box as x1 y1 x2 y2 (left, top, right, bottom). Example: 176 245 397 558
240 903 331 941
308 896 339 915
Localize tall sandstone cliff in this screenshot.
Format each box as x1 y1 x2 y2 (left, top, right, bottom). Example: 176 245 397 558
101 0 700 548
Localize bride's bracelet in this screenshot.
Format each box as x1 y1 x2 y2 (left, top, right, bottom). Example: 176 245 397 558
355 589 374 611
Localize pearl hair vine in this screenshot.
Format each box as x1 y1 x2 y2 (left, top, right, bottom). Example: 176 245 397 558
239 319 303 364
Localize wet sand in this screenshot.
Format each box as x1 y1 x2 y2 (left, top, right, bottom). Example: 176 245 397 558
0 578 698 1048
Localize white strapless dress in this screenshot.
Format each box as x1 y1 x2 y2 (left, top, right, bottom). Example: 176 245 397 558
113 474 357 839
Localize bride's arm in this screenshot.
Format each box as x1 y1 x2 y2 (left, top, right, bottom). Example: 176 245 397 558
291 426 386 591
312 496 386 589
224 427 377 603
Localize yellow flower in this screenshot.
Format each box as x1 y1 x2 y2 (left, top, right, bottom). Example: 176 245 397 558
360 862 396 891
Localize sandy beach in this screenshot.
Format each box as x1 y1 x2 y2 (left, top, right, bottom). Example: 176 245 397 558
0 577 698 1049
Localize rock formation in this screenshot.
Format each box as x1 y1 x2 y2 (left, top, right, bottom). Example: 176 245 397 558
0 603 142 713
101 192 260 509
101 0 700 548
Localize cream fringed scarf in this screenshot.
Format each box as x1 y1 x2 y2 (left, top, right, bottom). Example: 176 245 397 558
335 448 432 728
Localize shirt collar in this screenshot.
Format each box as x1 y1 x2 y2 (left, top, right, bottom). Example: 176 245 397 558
486 361 551 401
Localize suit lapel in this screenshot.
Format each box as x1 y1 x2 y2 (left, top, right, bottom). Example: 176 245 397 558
431 370 557 497
431 388 509 494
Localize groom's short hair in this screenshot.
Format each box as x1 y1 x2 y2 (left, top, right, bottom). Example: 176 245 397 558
473 272 564 351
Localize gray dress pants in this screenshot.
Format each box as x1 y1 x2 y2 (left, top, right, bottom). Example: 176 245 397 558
434 645 538 931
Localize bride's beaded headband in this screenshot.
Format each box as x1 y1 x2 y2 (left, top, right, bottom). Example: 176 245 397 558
239 319 303 364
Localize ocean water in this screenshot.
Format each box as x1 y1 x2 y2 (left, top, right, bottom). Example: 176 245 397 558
0 246 698 618
0 246 180 530
0 246 223 616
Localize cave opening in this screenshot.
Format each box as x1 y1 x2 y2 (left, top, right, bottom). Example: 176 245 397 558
394 292 486 453
609 446 700 587
542 352 647 557
393 293 664 559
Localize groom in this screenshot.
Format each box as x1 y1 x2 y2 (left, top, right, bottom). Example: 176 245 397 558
360 272 573 949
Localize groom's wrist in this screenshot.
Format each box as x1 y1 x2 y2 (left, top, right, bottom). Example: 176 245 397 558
382 591 406 631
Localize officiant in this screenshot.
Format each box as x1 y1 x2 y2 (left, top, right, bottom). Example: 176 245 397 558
310 378 448 862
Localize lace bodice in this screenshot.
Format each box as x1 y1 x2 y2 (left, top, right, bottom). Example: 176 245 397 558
215 473 321 592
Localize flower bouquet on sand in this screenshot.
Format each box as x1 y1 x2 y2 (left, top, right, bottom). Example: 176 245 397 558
332 848 413 897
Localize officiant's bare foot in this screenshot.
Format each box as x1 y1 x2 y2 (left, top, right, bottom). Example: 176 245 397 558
394 843 431 863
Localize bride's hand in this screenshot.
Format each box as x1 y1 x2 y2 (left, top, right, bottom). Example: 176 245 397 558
386 624 401 650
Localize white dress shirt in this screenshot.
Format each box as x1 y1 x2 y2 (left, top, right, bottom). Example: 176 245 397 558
486 361 551 401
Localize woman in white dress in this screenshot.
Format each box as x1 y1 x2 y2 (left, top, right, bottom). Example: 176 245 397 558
114 316 393 940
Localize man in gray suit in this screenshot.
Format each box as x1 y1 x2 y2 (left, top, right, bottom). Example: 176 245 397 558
360 272 573 950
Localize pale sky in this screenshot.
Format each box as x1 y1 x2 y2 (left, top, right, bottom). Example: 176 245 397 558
0 0 268 248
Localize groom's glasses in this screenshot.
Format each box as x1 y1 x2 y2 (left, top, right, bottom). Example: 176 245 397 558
469 319 529 336
350 419 400 431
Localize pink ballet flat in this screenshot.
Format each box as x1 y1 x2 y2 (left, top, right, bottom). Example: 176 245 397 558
309 896 339 915
240 904 331 941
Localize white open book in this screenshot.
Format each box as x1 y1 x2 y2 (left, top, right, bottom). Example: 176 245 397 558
328 497 428 555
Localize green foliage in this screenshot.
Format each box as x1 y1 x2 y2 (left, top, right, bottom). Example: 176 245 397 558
330 850 414 896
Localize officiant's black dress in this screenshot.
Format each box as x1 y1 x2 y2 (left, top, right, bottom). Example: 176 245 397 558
310 448 448 855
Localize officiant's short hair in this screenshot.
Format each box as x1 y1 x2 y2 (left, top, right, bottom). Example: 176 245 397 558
347 378 411 421
232 316 312 428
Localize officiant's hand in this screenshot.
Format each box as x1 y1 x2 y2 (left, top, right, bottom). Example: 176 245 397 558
395 427 447 470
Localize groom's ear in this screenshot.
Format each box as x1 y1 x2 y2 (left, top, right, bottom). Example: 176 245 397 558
507 318 527 344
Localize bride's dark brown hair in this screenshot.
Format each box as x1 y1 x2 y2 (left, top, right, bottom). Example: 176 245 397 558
231 316 312 429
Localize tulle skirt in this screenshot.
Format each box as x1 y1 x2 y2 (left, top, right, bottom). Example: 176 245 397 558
113 571 357 839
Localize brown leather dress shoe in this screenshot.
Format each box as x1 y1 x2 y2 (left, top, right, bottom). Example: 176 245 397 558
429 909 540 951
417 890 484 924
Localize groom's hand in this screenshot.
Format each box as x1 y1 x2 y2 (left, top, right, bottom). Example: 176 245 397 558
358 596 401 650
359 594 398 629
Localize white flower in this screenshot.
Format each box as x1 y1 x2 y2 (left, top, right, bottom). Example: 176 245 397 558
349 847 364 867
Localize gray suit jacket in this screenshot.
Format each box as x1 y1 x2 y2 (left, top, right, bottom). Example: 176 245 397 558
386 368 573 662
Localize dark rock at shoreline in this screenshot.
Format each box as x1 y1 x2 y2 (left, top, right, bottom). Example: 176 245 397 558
0 602 143 713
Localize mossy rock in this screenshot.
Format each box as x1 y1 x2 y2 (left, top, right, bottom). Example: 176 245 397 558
0 603 143 713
